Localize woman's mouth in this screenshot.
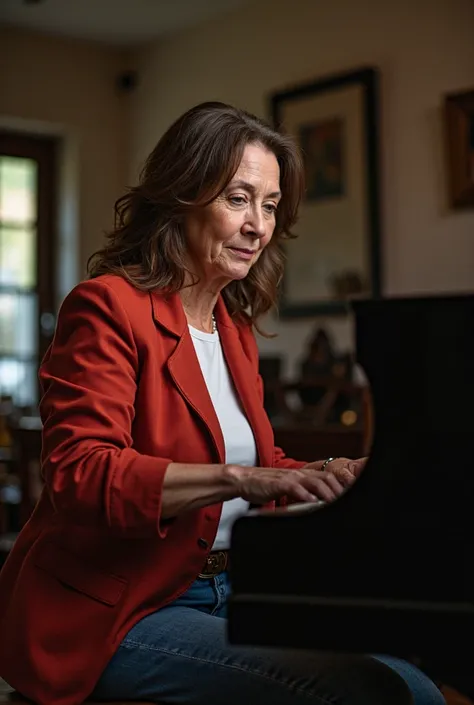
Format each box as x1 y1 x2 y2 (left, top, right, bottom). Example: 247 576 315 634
228 247 256 261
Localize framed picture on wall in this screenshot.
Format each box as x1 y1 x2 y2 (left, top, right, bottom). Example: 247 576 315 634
270 67 382 317
444 88 474 210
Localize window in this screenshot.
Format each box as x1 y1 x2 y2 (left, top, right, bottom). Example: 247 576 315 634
0 132 57 409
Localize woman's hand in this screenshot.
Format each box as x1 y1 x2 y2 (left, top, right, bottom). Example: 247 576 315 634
304 457 367 486
162 460 361 519
227 465 347 505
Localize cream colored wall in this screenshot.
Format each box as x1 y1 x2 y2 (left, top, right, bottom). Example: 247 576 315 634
130 0 474 377
0 28 130 296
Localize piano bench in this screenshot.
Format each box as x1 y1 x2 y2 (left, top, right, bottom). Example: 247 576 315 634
441 686 474 705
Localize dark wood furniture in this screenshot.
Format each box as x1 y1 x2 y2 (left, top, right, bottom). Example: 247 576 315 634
274 425 365 461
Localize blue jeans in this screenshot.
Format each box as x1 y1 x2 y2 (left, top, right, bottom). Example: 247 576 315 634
93 573 445 704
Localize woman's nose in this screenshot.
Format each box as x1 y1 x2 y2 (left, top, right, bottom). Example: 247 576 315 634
244 208 266 239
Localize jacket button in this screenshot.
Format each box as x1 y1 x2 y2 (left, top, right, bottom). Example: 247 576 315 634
198 537 209 549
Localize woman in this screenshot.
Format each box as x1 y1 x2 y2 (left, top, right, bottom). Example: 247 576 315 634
0 102 444 705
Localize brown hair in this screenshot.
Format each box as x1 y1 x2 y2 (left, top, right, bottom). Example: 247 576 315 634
87 101 304 330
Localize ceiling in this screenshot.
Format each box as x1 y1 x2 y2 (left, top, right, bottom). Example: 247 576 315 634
0 0 251 46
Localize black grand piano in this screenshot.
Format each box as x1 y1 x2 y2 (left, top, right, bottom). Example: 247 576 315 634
228 294 474 695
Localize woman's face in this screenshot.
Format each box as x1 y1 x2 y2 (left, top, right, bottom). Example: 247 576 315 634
184 142 281 288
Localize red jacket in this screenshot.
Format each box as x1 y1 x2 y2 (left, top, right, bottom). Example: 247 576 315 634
0 275 303 705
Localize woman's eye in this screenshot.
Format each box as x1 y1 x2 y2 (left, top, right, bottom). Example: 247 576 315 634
264 203 277 214
229 196 246 206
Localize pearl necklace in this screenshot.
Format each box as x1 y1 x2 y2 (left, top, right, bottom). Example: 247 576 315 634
211 313 217 334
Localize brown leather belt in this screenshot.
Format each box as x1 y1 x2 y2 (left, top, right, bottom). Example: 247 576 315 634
198 550 229 579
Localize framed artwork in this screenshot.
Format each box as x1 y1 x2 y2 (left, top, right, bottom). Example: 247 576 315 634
445 88 474 210
271 67 382 317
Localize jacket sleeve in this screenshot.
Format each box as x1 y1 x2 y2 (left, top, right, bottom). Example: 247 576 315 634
39 279 173 538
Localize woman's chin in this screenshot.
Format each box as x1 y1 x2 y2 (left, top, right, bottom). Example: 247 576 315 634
215 262 253 282
228 265 253 281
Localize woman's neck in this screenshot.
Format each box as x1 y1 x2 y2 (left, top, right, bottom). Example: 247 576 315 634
179 286 220 333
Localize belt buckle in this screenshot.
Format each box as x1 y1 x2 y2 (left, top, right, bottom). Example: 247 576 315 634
198 551 228 579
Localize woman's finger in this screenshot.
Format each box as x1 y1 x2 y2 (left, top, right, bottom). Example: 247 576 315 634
283 479 319 503
307 478 337 503
335 468 357 486
321 471 346 496
349 458 367 477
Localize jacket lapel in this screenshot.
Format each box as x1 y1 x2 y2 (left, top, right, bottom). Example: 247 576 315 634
150 291 225 463
150 291 273 469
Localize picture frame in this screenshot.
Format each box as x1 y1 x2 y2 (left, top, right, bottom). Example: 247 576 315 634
444 88 474 210
270 67 382 317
